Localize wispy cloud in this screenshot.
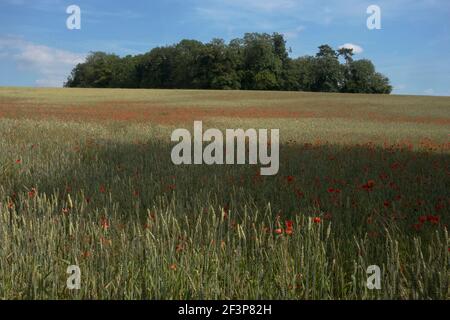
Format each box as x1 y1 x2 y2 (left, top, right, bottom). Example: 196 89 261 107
0 36 85 87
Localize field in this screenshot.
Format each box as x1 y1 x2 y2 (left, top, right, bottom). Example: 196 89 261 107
0 87 448 299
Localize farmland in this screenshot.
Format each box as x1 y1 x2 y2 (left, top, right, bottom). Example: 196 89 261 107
0 87 448 299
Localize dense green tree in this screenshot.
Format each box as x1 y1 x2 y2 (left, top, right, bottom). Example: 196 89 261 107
65 33 392 94
311 45 342 92
65 52 121 88
343 59 392 94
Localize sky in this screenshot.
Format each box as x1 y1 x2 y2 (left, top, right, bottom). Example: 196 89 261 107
0 0 449 96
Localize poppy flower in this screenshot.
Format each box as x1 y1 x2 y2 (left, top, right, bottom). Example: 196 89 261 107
313 217 322 224
28 188 37 198
362 180 375 191
427 215 440 225
16 159 21 164
100 218 110 230
285 220 294 235
419 216 427 224
274 228 283 235
286 176 294 183
99 185 106 193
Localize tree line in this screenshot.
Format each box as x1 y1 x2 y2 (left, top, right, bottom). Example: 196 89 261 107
65 33 392 94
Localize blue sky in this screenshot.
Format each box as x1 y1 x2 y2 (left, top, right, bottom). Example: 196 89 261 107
0 0 449 96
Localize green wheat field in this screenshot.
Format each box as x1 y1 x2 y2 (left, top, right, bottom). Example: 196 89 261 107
0 87 448 299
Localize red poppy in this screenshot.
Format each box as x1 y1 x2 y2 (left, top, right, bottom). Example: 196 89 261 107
286 176 294 183
419 216 427 224
28 188 37 198
313 217 322 224
285 220 294 235
100 218 110 230
427 215 440 225
285 220 294 228
274 228 283 235
412 223 422 231
362 180 375 192
99 185 106 193
16 159 21 164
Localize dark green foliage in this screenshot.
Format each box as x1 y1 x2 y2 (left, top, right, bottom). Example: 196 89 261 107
65 33 392 94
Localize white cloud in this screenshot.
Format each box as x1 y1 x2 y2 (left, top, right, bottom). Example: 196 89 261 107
0 36 85 87
339 43 364 54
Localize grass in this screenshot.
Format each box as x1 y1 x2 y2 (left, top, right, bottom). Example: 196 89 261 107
0 88 448 300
